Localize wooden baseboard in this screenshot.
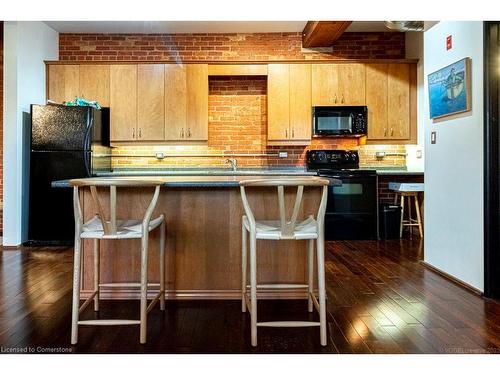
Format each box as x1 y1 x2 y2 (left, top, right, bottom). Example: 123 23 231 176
81 288 310 300
420 261 483 296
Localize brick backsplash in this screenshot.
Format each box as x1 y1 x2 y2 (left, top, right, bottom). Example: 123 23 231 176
112 76 406 170
59 32 405 61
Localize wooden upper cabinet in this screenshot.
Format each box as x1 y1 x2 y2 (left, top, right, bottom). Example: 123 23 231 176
268 64 290 141
338 64 365 105
268 64 311 143
289 64 312 140
48 65 80 103
186 64 208 141
79 65 110 107
110 65 137 142
387 63 410 139
165 64 187 140
365 63 413 142
366 63 388 139
137 64 165 141
311 64 339 106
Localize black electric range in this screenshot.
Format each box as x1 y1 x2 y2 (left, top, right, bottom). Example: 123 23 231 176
306 150 378 240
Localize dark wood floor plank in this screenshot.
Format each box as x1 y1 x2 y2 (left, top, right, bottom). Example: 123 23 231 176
2 239 500 353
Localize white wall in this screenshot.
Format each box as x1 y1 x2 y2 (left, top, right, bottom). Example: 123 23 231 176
423 22 484 290
3 22 58 246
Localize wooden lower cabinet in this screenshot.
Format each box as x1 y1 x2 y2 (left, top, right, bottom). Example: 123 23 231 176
79 186 322 299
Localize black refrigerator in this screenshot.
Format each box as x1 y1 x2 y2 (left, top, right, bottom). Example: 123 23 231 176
28 104 111 245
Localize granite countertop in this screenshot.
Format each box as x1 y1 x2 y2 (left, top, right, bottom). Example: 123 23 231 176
359 167 424 176
52 175 341 188
95 167 317 177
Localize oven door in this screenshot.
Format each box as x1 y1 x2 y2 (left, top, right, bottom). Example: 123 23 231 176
322 173 378 240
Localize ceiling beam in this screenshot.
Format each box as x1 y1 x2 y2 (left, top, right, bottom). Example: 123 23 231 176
302 21 353 48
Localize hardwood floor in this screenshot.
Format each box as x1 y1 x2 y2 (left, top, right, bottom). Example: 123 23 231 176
1 239 500 353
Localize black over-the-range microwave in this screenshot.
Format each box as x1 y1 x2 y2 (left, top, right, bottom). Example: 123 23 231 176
312 106 367 137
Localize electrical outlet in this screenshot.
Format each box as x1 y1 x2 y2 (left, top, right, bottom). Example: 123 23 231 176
155 152 165 160
375 151 386 159
431 132 437 144
416 150 423 158
278 151 288 158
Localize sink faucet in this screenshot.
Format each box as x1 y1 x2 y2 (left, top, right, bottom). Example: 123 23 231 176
225 158 237 171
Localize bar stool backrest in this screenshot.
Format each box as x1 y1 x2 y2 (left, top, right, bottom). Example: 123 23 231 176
69 178 164 236
239 178 329 238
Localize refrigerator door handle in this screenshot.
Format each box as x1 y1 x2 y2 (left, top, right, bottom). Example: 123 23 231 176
83 109 93 151
84 152 91 177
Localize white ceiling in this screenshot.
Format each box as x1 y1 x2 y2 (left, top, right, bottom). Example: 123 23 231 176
44 21 400 34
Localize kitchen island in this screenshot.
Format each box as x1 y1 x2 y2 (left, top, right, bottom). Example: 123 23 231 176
54 174 339 301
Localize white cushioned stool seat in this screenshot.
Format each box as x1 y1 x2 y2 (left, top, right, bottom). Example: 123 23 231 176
388 182 424 192
243 216 318 240
81 215 164 239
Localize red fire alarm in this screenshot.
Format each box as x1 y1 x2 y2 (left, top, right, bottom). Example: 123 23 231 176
446 35 452 50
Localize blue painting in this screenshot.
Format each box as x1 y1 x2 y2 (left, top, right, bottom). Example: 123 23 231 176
428 58 471 119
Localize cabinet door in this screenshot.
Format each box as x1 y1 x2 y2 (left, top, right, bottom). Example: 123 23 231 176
48 65 80 103
268 64 290 141
311 64 339 106
110 65 137 141
165 64 187 141
186 64 208 140
137 64 165 141
79 65 110 107
387 64 410 139
289 64 311 140
338 64 366 105
366 64 388 139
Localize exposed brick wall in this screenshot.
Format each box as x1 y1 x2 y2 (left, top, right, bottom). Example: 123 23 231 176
1 21 4 236
59 32 405 61
112 77 406 170
56 30 407 171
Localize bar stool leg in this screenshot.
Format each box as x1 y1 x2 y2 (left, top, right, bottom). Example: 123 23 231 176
140 233 150 344
250 233 258 347
71 236 82 345
408 195 413 237
414 195 424 237
307 239 314 313
159 219 166 311
400 195 405 238
93 239 100 312
316 236 327 346
241 222 247 313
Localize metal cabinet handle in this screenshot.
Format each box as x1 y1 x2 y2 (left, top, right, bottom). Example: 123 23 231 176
187 128 191 138
341 94 345 103
181 128 184 138
138 128 142 139
384 128 387 137
391 128 394 137
132 128 135 139
285 129 288 138
292 128 295 138
334 94 337 104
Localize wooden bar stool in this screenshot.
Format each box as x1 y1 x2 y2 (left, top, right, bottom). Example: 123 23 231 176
389 182 424 238
239 177 329 346
69 178 166 345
